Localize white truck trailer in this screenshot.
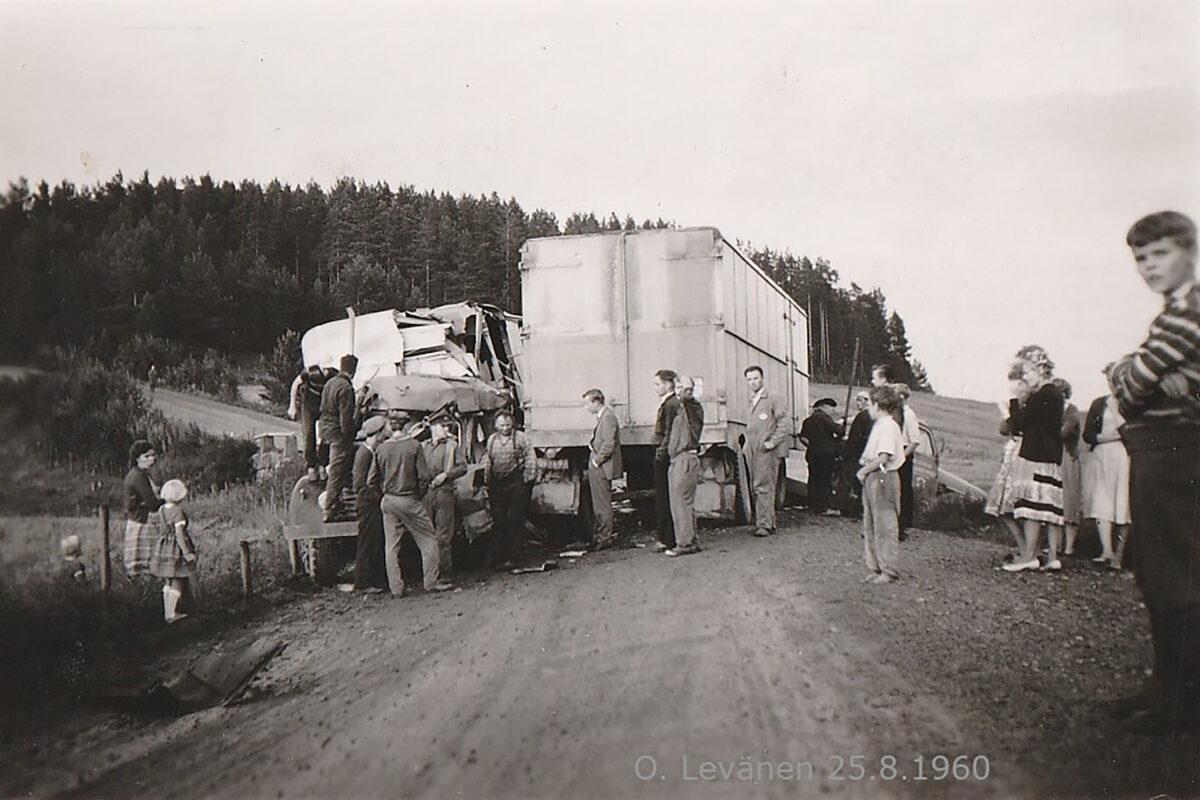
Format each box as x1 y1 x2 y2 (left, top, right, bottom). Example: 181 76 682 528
519 227 810 521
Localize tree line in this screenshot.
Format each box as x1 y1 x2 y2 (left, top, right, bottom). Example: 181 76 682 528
0 173 930 391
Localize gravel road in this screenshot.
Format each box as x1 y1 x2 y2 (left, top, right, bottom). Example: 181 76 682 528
4 513 1198 799
152 388 298 439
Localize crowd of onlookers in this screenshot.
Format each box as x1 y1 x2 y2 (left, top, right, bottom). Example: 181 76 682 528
984 348 1131 574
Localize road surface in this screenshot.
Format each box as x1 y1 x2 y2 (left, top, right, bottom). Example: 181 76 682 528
152 388 298 439
6 512 1195 799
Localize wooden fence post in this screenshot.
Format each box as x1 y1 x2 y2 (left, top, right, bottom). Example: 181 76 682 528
239 540 252 600
100 504 111 593
288 540 301 576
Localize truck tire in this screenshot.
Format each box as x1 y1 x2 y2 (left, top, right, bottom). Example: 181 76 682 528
306 539 339 587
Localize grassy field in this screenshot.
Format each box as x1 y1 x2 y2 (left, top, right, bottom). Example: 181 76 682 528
810 381 1007 492
0 467 302 702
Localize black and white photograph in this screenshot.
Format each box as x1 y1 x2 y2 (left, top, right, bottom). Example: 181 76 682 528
1 1 1198 797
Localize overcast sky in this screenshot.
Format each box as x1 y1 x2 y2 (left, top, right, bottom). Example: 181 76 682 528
3 0 1197 402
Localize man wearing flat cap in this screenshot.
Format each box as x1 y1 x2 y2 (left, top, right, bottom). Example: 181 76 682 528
800 397 842 516
352 414 389 592
422 413 468 574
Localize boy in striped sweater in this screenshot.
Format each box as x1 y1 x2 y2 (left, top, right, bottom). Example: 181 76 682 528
1109 210 1200 735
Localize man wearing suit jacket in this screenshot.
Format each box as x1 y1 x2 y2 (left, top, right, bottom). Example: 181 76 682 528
743 365 792 537
583 388 623 550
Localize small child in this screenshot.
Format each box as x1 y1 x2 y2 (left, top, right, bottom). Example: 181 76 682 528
60 534 87 585
149 479 196 623
856 385 907 584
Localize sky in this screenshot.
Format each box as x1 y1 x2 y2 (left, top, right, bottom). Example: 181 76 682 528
2 0 1197 403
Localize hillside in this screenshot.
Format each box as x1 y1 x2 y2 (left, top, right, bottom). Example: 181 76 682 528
810 382 1006 492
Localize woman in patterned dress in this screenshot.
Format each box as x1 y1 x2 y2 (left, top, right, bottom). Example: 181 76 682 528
1002 346 1066 572
122 440 163 576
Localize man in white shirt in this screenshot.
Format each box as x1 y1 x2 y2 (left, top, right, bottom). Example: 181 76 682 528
856 384 908 584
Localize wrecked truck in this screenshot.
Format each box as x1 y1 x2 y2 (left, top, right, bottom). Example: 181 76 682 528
282 302 524 585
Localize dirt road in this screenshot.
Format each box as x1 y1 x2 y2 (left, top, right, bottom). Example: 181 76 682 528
4 514 1197 798
152 388 298 439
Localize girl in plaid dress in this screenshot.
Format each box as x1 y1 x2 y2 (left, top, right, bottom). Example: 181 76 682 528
150 479 196 623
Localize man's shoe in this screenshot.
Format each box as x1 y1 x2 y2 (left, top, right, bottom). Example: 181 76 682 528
822 509 841 517
427 582 455 593
666 544 702 557
753 528 769 538
358 586 385 595
869 573 897 584
652 543 670 553
1002 557 1040 573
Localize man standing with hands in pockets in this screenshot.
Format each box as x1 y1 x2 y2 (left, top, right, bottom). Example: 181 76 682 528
583 388 623 551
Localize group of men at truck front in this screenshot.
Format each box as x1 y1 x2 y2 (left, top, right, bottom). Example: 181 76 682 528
292 349 920 594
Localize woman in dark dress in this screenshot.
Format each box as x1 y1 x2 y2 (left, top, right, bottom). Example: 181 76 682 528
123 439 163 576
1002 346 1066 573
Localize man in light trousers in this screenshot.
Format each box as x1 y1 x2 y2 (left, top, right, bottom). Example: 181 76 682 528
367 416 453 596
743 365 792 536
667 376 705 556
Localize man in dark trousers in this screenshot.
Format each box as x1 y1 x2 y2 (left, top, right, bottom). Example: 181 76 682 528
351 415 389 593
289 364 333 481
482 410 537 570
422 415 468 575
799 398 842 515
841 390 873 518
319 355 358 522
1110 210 1200 735
583 388 623 551
651 369 680 552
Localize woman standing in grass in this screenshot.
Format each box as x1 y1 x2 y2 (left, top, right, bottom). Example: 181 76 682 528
122 440 163 576
1002 346 1066 573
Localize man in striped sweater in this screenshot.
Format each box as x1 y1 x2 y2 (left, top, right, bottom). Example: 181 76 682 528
1110 210 1200 735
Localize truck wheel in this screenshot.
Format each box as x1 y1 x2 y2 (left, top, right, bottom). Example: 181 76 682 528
306 539 339 587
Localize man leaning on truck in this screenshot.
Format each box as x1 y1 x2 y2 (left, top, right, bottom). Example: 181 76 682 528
743 365 792 537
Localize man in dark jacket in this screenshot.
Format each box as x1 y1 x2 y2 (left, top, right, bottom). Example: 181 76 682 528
319 354 358 522
583 388 623 550
352 415 389 592
290 364 334 480
841 391 873 518
651 369 680 551
799 398 842 515
422 415 468 574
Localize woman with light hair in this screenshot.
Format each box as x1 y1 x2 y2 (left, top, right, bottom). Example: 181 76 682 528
1052 377 1083 556
149 479 197 623
1082 364 1131 568
1002 346 1067 572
